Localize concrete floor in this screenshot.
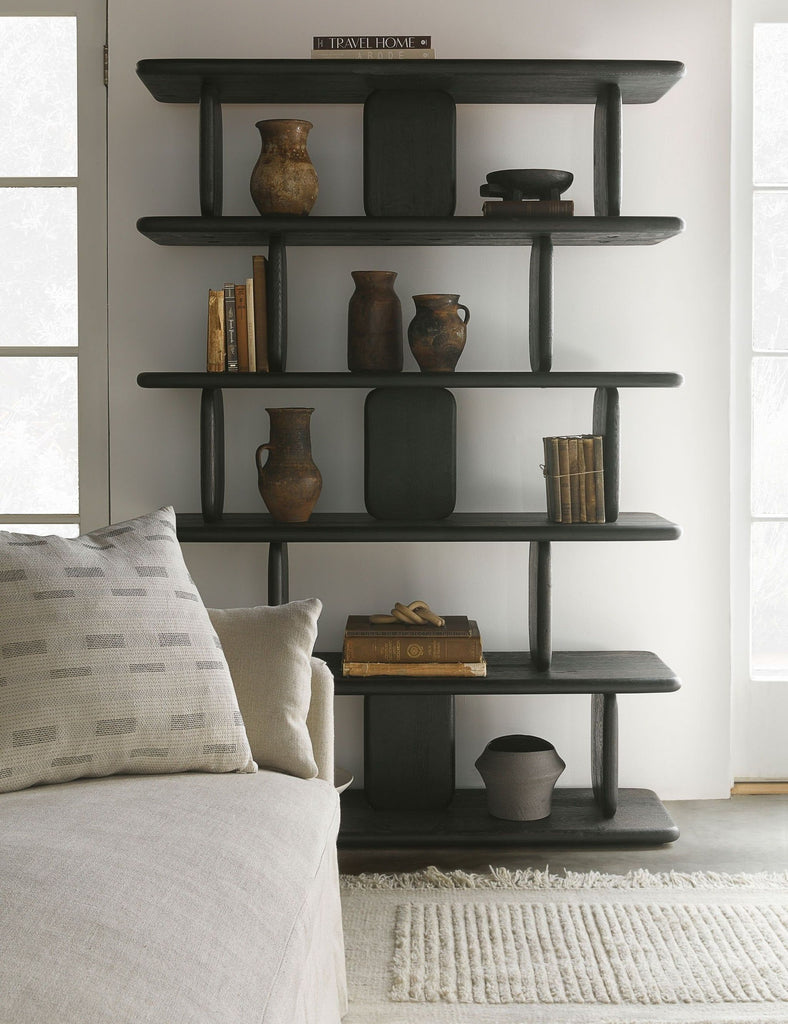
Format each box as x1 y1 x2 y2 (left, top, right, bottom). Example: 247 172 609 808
338 795 788 875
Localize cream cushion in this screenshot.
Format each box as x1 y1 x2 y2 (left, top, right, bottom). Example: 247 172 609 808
0 507 256 794
209 600 321 779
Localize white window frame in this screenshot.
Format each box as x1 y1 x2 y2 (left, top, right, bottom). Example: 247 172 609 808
731 0 788 763
0 1 108 534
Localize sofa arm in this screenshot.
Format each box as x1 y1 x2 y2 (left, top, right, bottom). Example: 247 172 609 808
307 657 335 783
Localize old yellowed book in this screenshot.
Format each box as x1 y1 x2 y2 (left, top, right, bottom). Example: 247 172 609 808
342 660 487 677
206 289 225 372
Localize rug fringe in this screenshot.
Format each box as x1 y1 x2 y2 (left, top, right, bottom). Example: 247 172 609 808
340 865 788 890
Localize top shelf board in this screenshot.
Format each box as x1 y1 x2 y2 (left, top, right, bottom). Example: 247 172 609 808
136 58 685 106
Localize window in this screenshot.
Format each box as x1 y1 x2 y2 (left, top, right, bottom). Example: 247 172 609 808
749 22 788 681
0 4 107 539
732 0 788 778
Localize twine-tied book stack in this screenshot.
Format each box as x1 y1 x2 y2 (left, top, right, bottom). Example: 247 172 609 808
542 435 605 523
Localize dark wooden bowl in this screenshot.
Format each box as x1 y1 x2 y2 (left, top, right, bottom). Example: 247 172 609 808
481 168 574 201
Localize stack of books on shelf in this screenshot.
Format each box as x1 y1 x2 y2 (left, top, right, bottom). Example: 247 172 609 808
311 35 434 59
543 434 606 524
206 254 269 373
342 614 486 677
481 198 574 218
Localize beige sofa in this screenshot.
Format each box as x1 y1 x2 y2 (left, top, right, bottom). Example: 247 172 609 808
0 655 347 1024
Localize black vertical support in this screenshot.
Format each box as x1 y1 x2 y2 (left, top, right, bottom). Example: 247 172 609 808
199 82 223 217
364 694 455 810
267 541 289 606
528 540 551 670
267 235 287 372
593 83 623 217
528 237 553 372
200 387 224 522
592 386 620 522
591 692 619 817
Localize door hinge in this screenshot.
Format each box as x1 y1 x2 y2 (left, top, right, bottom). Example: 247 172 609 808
103 44 108 87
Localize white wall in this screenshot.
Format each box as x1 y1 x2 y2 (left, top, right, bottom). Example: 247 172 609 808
108 0 731 798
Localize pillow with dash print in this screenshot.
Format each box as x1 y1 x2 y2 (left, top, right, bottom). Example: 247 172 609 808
0 506 256 794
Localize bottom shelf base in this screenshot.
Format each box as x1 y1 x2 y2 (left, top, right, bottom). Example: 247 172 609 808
337 787 679 848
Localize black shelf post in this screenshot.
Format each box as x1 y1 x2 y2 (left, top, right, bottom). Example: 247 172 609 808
198 82 222 217
267 235 287 372
593 386 620 522
591 692 619 816
267 541 289 605
528 540 551 669
528 237 553 372
200 387 224 521
593 83 623 216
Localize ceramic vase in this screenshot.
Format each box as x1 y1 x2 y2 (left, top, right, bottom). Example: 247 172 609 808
475 734 565 821
407 293 470 372
249 119 318 216
347 270 403 372
256 407 322 522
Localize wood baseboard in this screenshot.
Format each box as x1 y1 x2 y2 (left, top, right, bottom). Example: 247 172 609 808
731 781 788 795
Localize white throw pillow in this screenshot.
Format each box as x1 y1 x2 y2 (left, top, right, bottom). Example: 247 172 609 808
209 600 321 779
0 507 256 794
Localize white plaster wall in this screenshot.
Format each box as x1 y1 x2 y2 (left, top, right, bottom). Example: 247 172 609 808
108 0 731 798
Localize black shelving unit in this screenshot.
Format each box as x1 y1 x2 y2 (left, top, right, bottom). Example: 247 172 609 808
136 57 685 847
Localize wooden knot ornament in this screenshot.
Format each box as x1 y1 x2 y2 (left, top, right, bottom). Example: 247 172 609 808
369 600 445 627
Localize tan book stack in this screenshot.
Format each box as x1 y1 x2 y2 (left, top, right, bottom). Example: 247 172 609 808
205 255 269 373
542 435 605 523
342 614 486 677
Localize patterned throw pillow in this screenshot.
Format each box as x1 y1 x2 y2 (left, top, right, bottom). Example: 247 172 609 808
0 507 256 794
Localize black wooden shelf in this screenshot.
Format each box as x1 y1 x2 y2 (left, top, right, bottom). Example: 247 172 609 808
138 370 683 390
175 511 680 543
337 788 679 848
136 58 685 106
137 215 683 247
323 650 680 695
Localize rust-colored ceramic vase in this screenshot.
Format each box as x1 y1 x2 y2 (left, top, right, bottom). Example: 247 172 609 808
347 270 403 372
407 293 470 372
250 119 318 216
256 408 322 522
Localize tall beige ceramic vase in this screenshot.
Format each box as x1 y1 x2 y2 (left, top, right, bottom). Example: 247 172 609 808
250 119 318 216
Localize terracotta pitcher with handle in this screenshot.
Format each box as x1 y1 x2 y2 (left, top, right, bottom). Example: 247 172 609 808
256 407 322 522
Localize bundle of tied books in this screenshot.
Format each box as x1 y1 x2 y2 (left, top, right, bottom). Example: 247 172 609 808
206 254 269 373
342 609 486 677
542 434 606 524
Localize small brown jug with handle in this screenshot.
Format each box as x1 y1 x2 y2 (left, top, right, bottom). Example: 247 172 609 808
407 293 470 372
256 407 322 522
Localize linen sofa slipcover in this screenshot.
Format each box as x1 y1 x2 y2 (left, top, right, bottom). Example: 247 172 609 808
0 658 347 1024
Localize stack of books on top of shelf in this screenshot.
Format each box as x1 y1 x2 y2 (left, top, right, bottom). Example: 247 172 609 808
543 434 606 524
206 254 269 373
342 614 486 677
311 35 434 59
481 198 574 218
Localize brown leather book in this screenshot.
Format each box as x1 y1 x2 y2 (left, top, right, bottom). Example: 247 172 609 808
252 255 269 372
234 283 249 372
343 615 481 663
482 200 574 217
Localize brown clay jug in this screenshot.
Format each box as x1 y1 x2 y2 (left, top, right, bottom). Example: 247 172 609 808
347 270 403 372
256 408 322 522
249 119 318 216
407 293 470 372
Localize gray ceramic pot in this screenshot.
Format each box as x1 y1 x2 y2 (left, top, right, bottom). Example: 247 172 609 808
475 734 565 821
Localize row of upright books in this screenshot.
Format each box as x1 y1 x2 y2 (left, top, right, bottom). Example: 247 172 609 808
342 614 486 677
206 255 269 373
542 434 606 524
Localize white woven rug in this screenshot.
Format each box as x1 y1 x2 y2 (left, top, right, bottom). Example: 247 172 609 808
340 867 788 1023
